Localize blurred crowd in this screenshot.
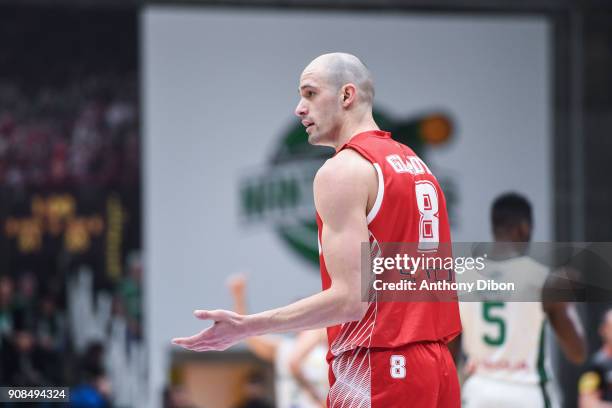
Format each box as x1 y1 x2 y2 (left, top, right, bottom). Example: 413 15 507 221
0 271 64 386
0 76 139 189
0 253 143 407
0 75 143 407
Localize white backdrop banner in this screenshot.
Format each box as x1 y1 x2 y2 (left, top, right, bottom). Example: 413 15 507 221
143 7 551 405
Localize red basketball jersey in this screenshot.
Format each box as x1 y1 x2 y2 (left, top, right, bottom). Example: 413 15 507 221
316 130 461 358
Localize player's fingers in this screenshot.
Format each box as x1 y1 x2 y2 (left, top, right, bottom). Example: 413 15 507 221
171 336 191 345
190 344 212 352
187 335 228 350
176 336 232 352
191 343 228 352
171 330 207 346
179 341 213 352
181 342 205 351
173 339 209 351
194 309 226 320
193 309 212 320
176 337 207 349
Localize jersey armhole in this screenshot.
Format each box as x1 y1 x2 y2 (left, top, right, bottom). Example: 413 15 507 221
367 163 384 224
343 145 385 225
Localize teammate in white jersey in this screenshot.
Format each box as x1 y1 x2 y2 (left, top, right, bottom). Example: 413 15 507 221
457 193 586 408
227 275 328 408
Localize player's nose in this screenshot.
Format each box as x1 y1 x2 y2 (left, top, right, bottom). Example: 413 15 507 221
294 100 307 117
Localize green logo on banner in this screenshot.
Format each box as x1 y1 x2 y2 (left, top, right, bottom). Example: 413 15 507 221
240 110 455 268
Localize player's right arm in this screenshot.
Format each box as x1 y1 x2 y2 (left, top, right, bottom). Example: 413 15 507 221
542 276 586 365
242 150 373 333
542 267 586 364
172 151 373 351
542 300 586 364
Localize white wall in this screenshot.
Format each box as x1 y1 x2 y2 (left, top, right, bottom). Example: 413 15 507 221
143 7 550 406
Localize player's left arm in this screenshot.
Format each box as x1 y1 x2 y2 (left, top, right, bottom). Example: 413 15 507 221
172 150 373 351
543 301 586 365
542 267 587 364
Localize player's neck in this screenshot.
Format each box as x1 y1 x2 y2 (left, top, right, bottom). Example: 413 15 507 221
333 116 380 151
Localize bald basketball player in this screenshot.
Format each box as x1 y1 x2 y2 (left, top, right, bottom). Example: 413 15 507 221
173 53 462 407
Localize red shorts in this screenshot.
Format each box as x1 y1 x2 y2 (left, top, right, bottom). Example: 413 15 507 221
326 341 460 408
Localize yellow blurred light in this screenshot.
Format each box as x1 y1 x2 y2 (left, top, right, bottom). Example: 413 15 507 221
420 115 452 145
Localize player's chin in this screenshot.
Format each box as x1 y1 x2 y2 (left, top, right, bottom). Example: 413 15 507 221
306 130 322 146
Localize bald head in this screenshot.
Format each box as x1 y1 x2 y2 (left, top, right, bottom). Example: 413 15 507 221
296 53 380 147
304 53 375 106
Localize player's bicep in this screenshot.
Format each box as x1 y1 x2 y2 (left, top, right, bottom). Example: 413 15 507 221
314 157 370 295
319 202 368 289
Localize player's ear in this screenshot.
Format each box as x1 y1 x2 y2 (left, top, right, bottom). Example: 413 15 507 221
518 221 531 242
341 84 357 108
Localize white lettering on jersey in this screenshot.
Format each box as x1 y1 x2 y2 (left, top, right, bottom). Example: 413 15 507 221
390 355 407 379
415 180 440 251
385 154 432 175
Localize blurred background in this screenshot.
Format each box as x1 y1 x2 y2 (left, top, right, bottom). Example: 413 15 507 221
0 0 610 407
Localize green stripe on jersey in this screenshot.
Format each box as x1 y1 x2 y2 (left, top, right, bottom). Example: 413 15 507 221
537 322 551 408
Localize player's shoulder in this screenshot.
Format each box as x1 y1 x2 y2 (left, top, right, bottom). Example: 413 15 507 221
327 148 373 170
315 149 375 188
314 149 375 215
